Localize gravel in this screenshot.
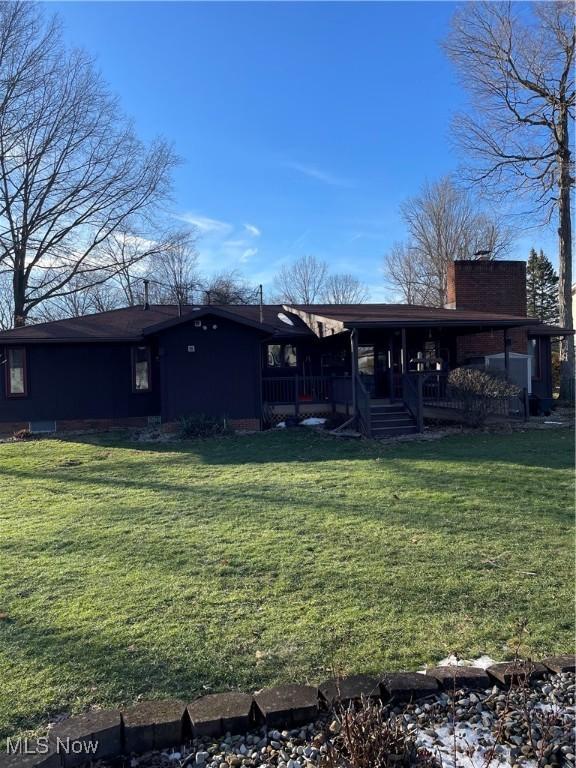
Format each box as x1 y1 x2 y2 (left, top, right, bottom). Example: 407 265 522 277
97 673 575 768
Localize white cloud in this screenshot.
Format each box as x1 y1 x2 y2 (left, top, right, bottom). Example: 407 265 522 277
244 223 261 238
175 212 232 235
284 160 352 187
173 211 263 275
240 248 258 263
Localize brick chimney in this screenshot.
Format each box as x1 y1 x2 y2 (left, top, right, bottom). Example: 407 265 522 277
446 260 526 314
446 260 528 362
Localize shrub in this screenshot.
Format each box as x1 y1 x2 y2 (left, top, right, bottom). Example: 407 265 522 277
326 697 439 768
177 413 233 439
448 367 521 427
12 428 35 441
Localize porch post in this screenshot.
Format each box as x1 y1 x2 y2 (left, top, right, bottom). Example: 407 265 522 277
388 335 395 401
504 331 511 381
350 328 358 415
401 328 407 374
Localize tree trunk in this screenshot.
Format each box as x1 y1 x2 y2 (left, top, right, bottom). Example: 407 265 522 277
557 109 574 403
12 253 26 327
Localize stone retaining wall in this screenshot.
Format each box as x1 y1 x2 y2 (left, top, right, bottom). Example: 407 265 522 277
3 655 573 768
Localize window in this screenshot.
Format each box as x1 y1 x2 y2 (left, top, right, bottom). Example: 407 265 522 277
6 347 27 397
267 344 297 368
528 338 541 379
358 346 375 376
132 346 151 391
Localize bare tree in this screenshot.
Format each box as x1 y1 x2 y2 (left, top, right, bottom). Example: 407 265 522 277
0 273 13 329
445 0 575 398
385 242 435 305
101 228 193 307
384 177 513 306
203 270 258 304
0 2 178 327
36 272 124 321
146 231 200 306
322 273 369 304
272 254 328 304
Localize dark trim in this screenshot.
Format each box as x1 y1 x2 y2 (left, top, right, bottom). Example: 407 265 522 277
0 336 144 345
132 345 152 393
343 319 535 330
5 346 28 398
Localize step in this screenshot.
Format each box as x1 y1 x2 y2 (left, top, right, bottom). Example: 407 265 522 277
370 412 413 421
370 417 415 428
370 404 406 413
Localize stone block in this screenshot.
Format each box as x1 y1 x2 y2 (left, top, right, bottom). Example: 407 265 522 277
487 661 547 686
48 710 121 768
0 743 60 768
122 700 187 753
541 655 576 674
254 685 318 727
380 671 439 701
319 675 381 707
188 692 253 738
425 666 490 690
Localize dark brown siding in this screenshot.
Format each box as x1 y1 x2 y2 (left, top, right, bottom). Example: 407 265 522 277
157 315 263 423
0 343 160 424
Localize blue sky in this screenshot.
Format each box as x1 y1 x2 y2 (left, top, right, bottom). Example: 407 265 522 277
52 1 556 301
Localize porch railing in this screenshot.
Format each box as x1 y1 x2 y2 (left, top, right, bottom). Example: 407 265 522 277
420 371 528 420
402 373 424 432
332 376 353 405
262 375 333 404
355 374 372 438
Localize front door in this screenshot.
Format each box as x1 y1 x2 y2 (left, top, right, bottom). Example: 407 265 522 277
358 345 389 398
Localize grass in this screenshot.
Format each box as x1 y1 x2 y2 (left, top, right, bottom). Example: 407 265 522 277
0 428 573 739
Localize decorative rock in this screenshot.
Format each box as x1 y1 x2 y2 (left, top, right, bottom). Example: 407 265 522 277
48 709 122 768
254 685 318 727
380 672 439 701
487 661 547 686
188 693 254 738
318 675 380 707
541 655 576 674
425 666 490 690
122 700 187 753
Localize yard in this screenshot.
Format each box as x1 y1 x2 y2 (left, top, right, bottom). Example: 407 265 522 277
0 428 573 740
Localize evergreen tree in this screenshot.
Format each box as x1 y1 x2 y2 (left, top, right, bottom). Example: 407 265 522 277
526 248 559 324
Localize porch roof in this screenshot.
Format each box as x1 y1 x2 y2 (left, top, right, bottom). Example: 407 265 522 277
285 304 538 331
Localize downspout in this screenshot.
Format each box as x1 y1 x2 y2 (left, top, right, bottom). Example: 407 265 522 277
350 328 358 420
504 331 511 380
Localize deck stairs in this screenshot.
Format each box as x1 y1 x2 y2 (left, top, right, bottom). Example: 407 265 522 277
369 400 418 438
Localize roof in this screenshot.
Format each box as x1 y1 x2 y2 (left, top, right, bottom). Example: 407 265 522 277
0 304 311 343
527 323 575 337
0 302 561 344
285 303 536 329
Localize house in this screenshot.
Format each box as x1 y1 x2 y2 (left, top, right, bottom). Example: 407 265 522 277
0 260 571 438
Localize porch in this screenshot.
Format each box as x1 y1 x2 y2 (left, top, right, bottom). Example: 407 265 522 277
261 324 528 437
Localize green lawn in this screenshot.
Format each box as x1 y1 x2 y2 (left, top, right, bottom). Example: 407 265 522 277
0 428 573 739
